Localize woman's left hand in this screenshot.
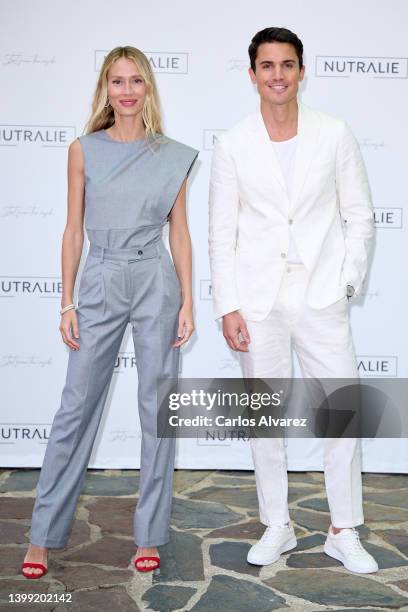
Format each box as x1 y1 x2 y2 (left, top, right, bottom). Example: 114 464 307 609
173 304 195 347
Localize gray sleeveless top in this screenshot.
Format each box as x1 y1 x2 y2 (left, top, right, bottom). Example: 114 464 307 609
78 129 199 249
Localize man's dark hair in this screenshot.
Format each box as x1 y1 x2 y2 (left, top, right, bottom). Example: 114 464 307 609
248 27 304 71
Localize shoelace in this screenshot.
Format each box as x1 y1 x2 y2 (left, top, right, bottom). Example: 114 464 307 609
260 524 289 544
336 528 366 554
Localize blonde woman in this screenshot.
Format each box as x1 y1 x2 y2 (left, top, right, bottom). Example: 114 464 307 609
21 46 198 578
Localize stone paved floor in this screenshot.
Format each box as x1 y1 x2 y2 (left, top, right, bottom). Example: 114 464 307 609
0 468 407 611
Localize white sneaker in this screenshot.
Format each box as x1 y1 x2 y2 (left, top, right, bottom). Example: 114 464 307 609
324 526 379 573
247 523 297 565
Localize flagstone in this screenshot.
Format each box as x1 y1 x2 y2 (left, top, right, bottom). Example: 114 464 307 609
377 529 408 557
0 470 40 492
53 565 133 591
142 585 196 612
173 470 212 492
0 521 28 545
0 498 34 520
191 574 287 611
53 586 140 611
62 536 135 569
290 509 331 532
171 497 242 529
85 497 136 537
363 490 408 510
264 569 408 608
209 541 261 576
362 474 408 490
152 529 204 583
81 473 139 496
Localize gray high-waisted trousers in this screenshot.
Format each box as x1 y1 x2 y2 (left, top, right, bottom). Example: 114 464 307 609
29 240 180 548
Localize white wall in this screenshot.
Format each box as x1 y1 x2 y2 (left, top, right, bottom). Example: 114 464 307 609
1 0 407 471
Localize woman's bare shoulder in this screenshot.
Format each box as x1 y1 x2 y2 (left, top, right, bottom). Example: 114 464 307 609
67 138 84 172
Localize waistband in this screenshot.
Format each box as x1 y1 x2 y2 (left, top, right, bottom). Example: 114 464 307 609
88 242 161 262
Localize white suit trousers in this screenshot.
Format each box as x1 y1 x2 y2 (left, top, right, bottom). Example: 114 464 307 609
239 263 364 528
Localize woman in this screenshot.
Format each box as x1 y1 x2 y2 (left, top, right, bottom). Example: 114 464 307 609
21 46 198 578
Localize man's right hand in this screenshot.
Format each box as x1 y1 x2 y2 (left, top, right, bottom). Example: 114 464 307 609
222 311 250 352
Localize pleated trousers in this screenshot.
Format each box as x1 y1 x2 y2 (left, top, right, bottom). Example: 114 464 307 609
29 240 180 548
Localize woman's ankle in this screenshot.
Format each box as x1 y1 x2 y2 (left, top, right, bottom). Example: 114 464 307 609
27 544 48 554
136 546 159 553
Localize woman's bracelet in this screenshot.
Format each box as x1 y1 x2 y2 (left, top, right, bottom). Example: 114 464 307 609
60 303 75 316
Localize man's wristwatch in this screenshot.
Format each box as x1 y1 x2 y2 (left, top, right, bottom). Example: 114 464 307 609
346 285 355 300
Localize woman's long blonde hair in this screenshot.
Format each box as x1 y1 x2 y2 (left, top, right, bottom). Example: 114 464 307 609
83 46 163 138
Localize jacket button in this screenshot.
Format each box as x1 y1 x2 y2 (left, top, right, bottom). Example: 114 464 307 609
281 253 286 259
138 250 143 255
288 219 293 225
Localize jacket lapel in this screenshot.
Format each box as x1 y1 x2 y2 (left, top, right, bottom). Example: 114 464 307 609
249 101 322 213
291 102 322 209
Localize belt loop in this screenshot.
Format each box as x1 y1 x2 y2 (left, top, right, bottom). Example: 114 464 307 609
99 246 105 263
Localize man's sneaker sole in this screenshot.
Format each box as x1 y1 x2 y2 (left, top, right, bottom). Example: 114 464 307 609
324 541 378 574
247 536 297 565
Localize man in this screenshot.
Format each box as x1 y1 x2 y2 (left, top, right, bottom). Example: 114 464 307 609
208 27 378 573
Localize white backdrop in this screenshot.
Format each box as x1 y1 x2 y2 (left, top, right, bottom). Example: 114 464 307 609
1 0 407 472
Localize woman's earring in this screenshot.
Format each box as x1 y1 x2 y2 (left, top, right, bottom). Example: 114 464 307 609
104 97 111 108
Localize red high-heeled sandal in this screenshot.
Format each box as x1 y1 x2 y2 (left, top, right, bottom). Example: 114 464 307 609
21 562 48 579
134 556 160 572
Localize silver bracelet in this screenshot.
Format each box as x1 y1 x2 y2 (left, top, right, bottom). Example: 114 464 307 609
60 303 75 315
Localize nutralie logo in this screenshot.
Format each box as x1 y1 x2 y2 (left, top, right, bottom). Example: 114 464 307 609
315 56 408 78
114 351 138 373
114 350 182 374
0 276 62 298
357 356 398 377
374 207 403 229
95 50 188 74
1 424 50 443
0 125 75 147
203 129 226 150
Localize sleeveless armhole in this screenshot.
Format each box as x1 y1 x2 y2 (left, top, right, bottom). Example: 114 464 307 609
172 145 199 204
76 134 88 182
186 149 199 178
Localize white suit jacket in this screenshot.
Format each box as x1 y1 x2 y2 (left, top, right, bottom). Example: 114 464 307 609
208 101 374 321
